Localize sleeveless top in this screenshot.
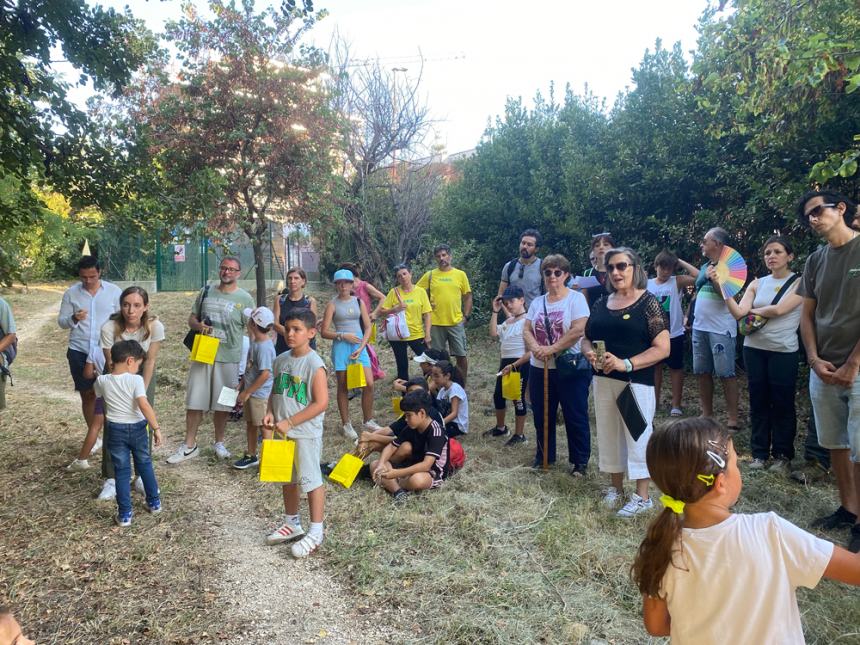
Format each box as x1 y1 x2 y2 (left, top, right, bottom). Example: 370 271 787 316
743 273 801 354
647 276 685 338
333 296 363 338
276 293 316 354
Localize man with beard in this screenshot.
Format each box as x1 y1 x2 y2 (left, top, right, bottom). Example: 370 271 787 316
417 244 473 384
497 229 544 309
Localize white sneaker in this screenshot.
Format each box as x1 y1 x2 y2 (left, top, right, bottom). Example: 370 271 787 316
265 519 305 545
363 419 382 431
749 458 766 470
213 442 231 459
602 487 622 509
291 533 322 558
166 444 199 464
97 478 116 501
90 437 103 455
617 493 654 518
341 422 358 441
66 458 90 472
769 458 790 473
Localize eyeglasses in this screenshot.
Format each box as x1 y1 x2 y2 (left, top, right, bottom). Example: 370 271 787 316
543 268 565 278
606 261 633 272
220 266 240 273
805 203 836 219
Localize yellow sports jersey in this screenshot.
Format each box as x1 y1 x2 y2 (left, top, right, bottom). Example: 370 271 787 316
416 268 471 326
382 286 432 340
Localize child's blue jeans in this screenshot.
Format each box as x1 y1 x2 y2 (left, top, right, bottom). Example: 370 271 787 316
106 419 160 516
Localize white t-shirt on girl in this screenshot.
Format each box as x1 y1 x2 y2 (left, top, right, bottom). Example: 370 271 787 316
438 383 469 433
497 316 527 359
661 512 832 645
94 373 147 424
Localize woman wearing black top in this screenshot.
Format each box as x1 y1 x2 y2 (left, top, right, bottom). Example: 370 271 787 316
273 267 318 354
582 247 669 518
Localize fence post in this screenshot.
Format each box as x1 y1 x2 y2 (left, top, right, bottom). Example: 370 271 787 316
155 236 163 292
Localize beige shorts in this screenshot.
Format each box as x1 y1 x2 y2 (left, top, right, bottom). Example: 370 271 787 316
245 397 268 427
185 361 240 412
290 435 323 494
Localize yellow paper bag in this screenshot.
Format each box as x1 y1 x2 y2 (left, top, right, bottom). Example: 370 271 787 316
501 370 522 400
190 333 220 364
392 396 402 415
259 433 295 483
328 453 365 488
368 322 377 345
346 362 367 389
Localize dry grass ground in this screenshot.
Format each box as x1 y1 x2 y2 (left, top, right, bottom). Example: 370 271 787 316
1 284 858 644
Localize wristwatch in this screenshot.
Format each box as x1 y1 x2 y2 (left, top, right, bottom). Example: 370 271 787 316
624 358 633 372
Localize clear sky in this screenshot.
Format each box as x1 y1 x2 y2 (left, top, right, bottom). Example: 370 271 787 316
65 0 712 153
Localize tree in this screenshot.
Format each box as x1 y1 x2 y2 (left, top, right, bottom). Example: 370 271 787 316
694 0 860 183
132 0 337 303
0 0 155 283
323 38 436 286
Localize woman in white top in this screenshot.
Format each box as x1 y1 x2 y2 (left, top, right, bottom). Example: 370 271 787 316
647 251 699 417
710 236 802 471
96 286 165 500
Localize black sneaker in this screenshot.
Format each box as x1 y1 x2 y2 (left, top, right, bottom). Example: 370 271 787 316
483 425 509 438
569 463 587 478
320 461 337 477
393 489 410 505
504 434 527 447
849 525 860 554
232 454 259 470
812 505 857 530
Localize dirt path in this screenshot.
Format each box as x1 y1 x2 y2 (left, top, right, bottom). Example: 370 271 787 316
177 465 401 645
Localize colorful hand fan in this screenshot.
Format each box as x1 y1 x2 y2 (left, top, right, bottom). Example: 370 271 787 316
714 245 747 298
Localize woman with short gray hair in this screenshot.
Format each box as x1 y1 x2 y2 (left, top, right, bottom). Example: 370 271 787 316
582 247 670 517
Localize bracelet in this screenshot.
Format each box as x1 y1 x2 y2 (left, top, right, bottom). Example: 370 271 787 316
624 358 633 373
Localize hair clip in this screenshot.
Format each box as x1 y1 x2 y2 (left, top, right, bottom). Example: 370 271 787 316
705 450 726 469
591 231 611 238
697 473 715 487
660 494 685 514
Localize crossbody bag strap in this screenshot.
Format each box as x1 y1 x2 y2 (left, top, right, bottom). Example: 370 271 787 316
769 273 800 306
198 285 210 320
542 295 554 345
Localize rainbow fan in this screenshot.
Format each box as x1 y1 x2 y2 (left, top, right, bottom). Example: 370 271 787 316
714 245 748 298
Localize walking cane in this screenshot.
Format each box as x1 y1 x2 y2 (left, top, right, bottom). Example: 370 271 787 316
542 359 549 471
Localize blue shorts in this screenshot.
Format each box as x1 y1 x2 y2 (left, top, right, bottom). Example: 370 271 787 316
691 329 736 378
809 370 859 459
331 340 370 372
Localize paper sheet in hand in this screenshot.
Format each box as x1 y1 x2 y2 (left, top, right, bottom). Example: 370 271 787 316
571 275 600 289
217 386 239 407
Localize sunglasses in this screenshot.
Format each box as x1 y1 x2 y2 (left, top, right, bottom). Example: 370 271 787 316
606 261 633 272
591 231 611 238
805 203 836 219
543 268 565 278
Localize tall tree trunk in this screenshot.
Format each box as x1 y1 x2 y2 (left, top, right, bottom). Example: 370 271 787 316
252 236 267 306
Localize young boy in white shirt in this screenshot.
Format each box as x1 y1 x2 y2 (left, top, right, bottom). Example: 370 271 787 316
263 309 329 558
233 307 276 470
94 340 163 527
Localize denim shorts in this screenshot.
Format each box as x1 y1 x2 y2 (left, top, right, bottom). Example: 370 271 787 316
692 329 736 378
809 370 859 459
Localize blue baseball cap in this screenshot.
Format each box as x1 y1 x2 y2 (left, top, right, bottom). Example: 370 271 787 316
333 269 354 282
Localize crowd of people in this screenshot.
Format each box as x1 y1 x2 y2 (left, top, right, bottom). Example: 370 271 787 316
2 189 859 641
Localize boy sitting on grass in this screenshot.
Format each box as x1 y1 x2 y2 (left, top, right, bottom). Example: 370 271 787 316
262 309 329 558
393 348 449 395
94 340 163 527
233 306 276 470
371 390 451 503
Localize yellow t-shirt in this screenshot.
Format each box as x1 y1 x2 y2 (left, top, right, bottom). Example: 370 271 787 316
382 287 432 341
416 268 471 326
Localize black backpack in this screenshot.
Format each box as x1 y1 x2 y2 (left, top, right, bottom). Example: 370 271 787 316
504 257 545 295
0 324 17 366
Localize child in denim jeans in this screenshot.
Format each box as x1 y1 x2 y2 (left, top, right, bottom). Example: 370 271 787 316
94 340 163 526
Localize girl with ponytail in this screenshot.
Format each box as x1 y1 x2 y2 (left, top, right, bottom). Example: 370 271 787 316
632 418 860 643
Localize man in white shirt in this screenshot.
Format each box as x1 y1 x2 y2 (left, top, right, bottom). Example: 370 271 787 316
58 256 122 431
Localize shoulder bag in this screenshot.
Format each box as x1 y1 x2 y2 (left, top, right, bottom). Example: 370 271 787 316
382 288 409 341
738 274 800 336
183 285 211 351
